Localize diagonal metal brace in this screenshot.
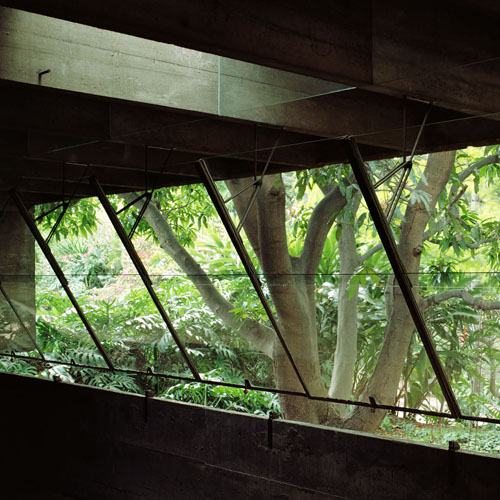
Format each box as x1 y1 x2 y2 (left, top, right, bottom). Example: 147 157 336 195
35 202 66 222
385 163 412 223
89 177 201 381
45 201 70 244
9 190 114 370
116 192 150 215
343 137 461 418
373 102 432 223
223 129 283 234
128 191 152 240
197 159 311 397
373 160 411 190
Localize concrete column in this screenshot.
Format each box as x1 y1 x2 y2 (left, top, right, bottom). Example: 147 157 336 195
0 200 36 351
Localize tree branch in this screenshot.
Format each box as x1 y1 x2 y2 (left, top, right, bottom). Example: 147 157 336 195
352 154 498 266
459 154 500 183
120 192 275 357
299 185 346 274
424 289 500 311
359 242 383 263
427 236 497 250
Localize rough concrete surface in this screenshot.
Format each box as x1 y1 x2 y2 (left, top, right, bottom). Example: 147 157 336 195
2 372 499 499
0 201 35 351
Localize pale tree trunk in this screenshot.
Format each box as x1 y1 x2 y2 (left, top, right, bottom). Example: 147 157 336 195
328 196 361 417
342 151 456 432
489 356 500 399
251 175 330 424
227 175 346 425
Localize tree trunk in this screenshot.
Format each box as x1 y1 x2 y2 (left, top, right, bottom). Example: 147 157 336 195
328 197 361 417
254 175 330 423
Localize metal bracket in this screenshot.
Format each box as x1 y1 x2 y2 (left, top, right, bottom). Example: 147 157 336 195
222 128 283 234
115 191 153 240
116 147 174 240
343 137 461 418
37 69 50 85
385 162 412 223
89 177 201 381
197 158 311 397
9 189 114 370
373 102 433 223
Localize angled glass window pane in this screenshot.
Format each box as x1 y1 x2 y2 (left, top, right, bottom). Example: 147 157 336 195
219 56 354 117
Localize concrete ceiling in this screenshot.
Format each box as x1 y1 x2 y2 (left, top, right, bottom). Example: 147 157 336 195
0 1 499 204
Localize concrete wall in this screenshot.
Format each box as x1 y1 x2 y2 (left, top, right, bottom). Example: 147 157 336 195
2 372 499 499
0 202 35 351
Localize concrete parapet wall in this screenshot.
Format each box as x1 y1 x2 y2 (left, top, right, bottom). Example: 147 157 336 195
2 372 499 499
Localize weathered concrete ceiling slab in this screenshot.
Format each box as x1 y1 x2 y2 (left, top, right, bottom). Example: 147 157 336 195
2 0 499 115
3 78 500 205
0 3 499 204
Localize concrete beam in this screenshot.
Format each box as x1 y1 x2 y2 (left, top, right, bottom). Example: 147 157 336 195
0 6 347 131
5 80 500 166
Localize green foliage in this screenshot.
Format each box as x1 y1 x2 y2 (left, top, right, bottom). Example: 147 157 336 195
0 356 38 376
113 184 216 247
162 369 280 416
35 199 99 240
380 415 500 456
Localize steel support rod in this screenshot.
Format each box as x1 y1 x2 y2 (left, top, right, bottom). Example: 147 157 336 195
373 160 411 189
5 351 497 424
233 129 283 233
196 159 311 397
385 165 411 222
343 137 461 418
89 177 201 381
224 178 259 204
236 183 260 233
410 102 433 159
0 282 45 360
35 202 65 222
128 191 152 240
45 201 70 244
116 192 149 215
9 190 114 370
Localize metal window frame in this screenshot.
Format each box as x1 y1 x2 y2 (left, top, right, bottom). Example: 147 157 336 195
3 147 484 423
3 351 498 425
